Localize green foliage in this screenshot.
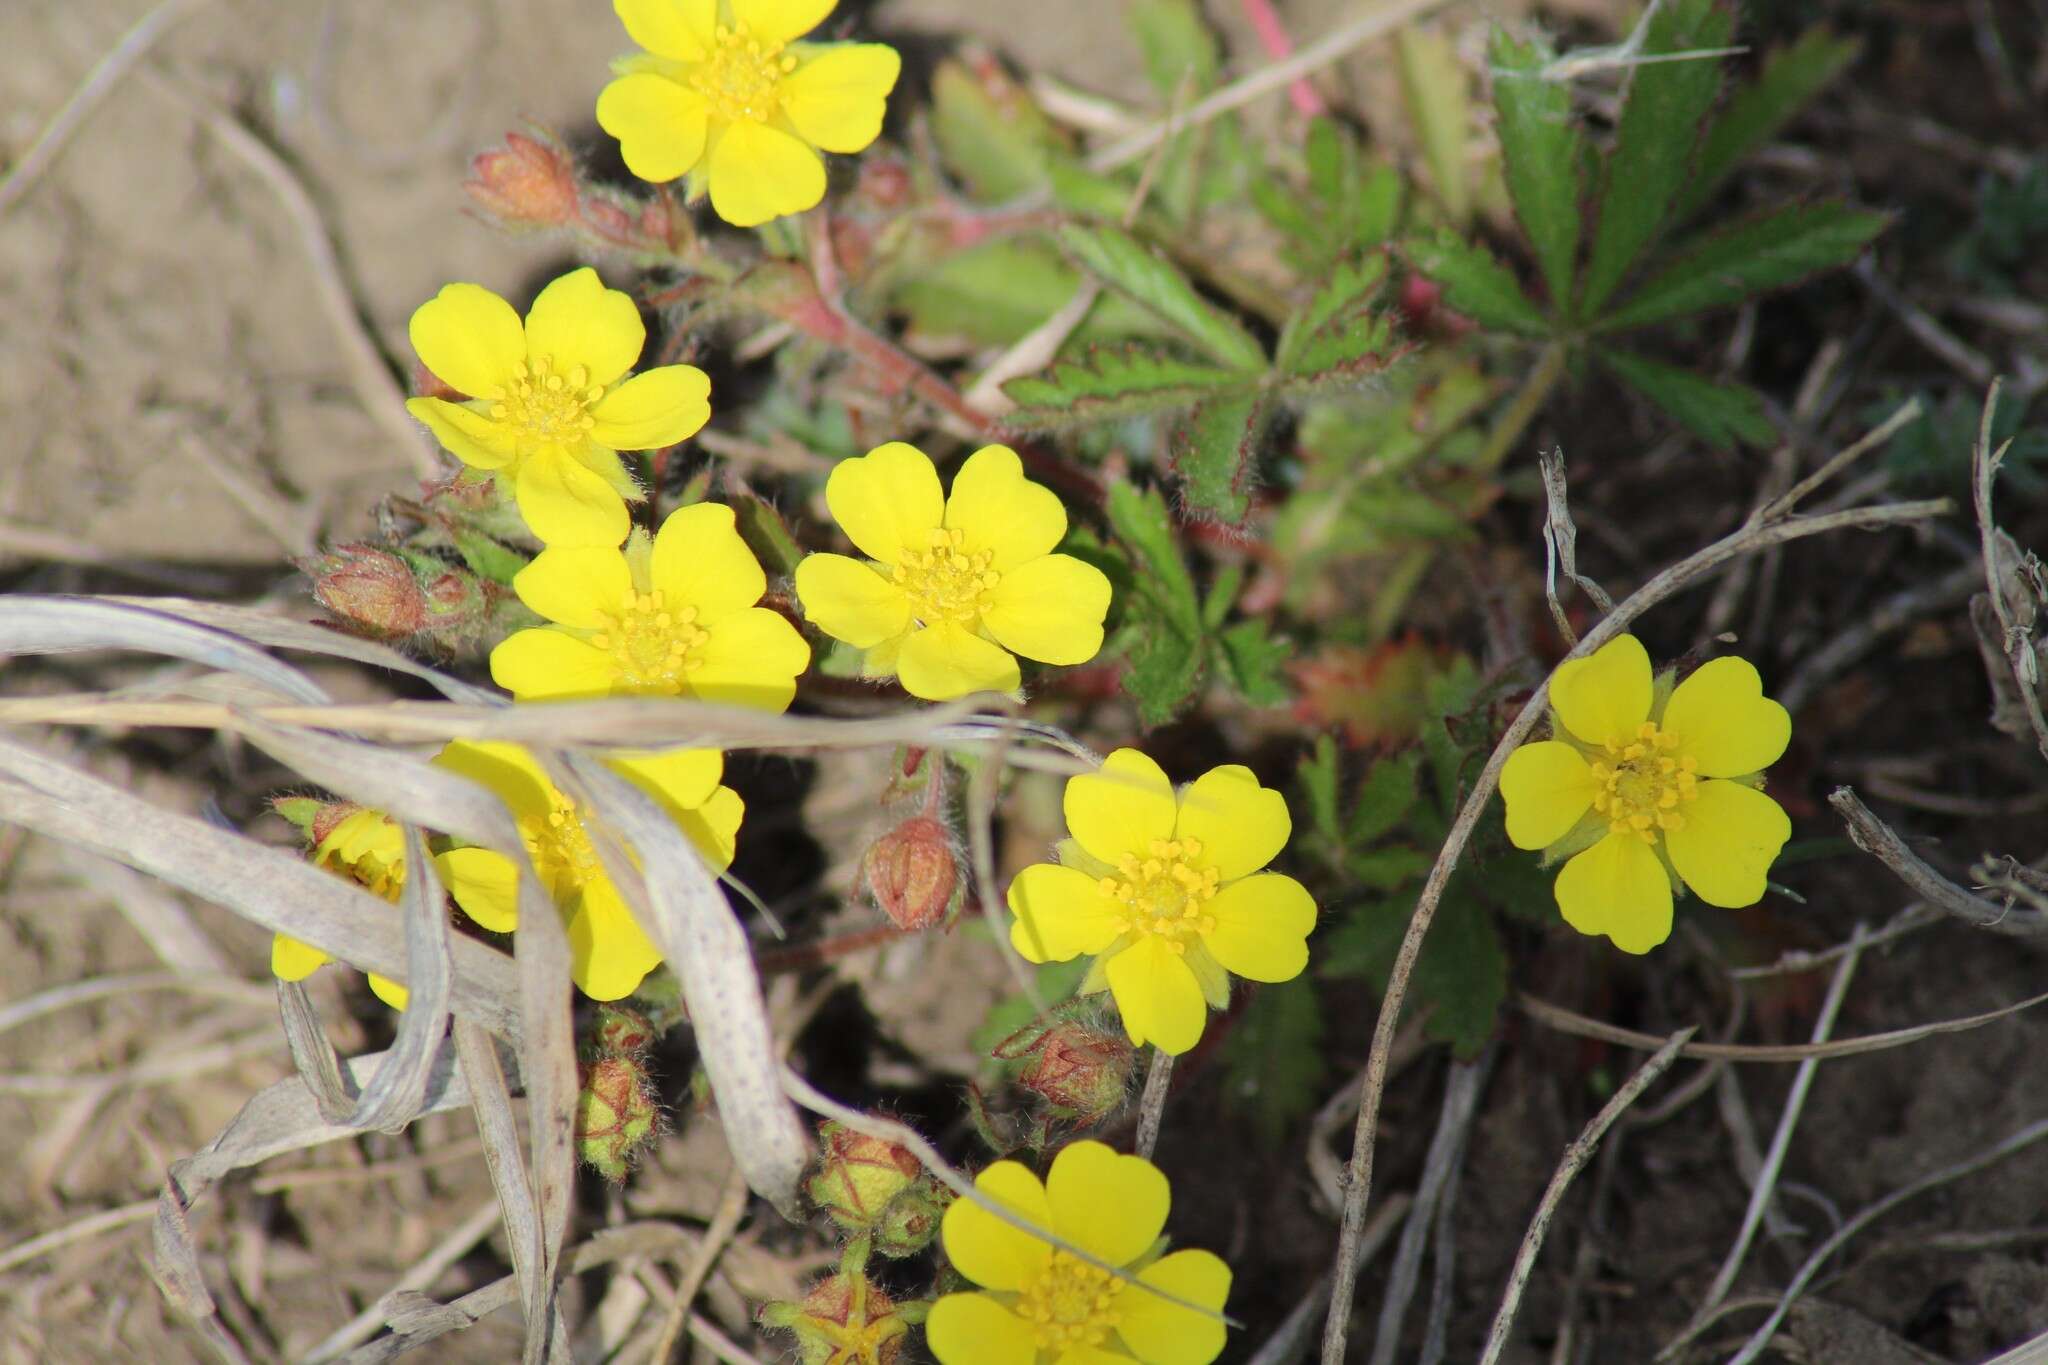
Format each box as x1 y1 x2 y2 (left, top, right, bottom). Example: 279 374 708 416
1275 256 1402 379
729 493 805 580
1002 347 1251 430
1397 27 1473 226
1216 620 1292 706
1879 388 2048 497
1219 977 1326 1146
1058 224 1268 371
1104 482 1207 724
929 59 1063 202
1675 25 1861 221
1599 347 1776 448
895 238 1173 348
1402 229 1551 336
1488 27 1582 311
1129 0 1222 96
1255 118 1405 272
1169 394 1269 524
970 959 1093 1058
1947 157 2048 294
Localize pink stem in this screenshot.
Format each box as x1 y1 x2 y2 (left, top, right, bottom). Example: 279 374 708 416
1239 0 1328 117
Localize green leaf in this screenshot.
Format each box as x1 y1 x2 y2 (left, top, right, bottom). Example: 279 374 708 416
1593 202 1889 333
896 238 1173 349
1578 0 1734 320
729 493 804 579
1218 619 1292 705
970 959 1092 1057
1488 26 1584 312
1169 393 1269 524
1402 229 1552 336
1002 346 1253 430
1105 481 1206 723
449 530 529 586
1398 26 1472 226
1349 845 1434 890
1298 736 1345 849
1348 751 1421 845
1219 978 1326 1146
1411 888 1506 1057
1128 0 1221 96
1058 224 1269 371
1675 26 1861 223
931 58 1062 202
1600 347 1776 448
1275 256 1401 380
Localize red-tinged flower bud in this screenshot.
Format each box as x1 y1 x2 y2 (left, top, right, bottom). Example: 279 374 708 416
759 1240 921 1365
862 817 957 931
873 1176 952 1258
465 129 578 229
578 194 636 245
303 545 428 640
422 569 487 624
995 1015 1136 1122
589 1003 656 1058
807 1121 921 1233
575 1055 661 1182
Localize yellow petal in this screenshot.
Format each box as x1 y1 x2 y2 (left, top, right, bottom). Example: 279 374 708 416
941 1160 1055 1292
1174 764 1290 881
605 745 725 814
1553 832 1672 954
613 0 713 60
794 554 910 647
1045 1140 1168 1267
366 973 411 1012
824 442 944 567
687 607 810 712
942 444 1068 571
568 881 664 1001
524 267 645 388
925 1294 1038 1365
1065 748 1176 867
705 118 826 226
490 628 620 702
1551 634 1653 750
434 741 555 822
271 933 331 982
780 42 900 153
434 846 522 932
650 502 766 620
677 783 745 871
897 623 1020 700
407 396 512 470
589 365 712 450
1499 741 1597 850
1665 780 1790 909
981 554 1111 666
408 282 523 399
731 0 834 45
597 73 711 182
1113 1250 1232 1365
1105 936 1208 1054
516 455 632 547
1200 874 1315 983
1661 656 1792 778
321 809 403 867
1007 863 1124 962
514 546 632 628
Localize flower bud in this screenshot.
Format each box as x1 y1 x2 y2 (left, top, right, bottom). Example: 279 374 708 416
862 816 957 931
872 1176 951 1258
807 1121 921 1233
758 1239 921 1365
303 545 428 640
575 1055 661 1182
589 1003 656 1058
269 795 360 844
465 129 578 229
994 1013 1136 1123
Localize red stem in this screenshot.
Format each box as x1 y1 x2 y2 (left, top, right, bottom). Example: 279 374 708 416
1238 0 1328 117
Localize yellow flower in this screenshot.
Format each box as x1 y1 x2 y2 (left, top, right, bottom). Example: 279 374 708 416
793 443 1112 701
491 502 810 711
927 1140 1231 1365
597 0 901 227
272 809 411 1011
1499 634 1793 954
1007 750 1316 1056
405 267 711 547
430 741 743 1000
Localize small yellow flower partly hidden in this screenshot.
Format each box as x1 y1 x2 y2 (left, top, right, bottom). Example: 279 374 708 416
406 267 711 547
1008 750 1316 1056
272 808 410 1011
1500 634 1793 954
598 0 901 227
491 502 810 711
793 443 1112 701
927 1140 1231 1365
431 741 742 1000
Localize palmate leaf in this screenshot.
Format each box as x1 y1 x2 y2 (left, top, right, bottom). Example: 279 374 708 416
1488 26 1583 312
1402 229 1551 336
1169 393 1270 524
1594 201 1890 333
1600 346 1775 448
1275 256 1403 382
1217 619 1291 705
1104 480 1207 723
1674 25 1862 223
1058 224 1269 371
1001 345 1253 429
1578 0 1734 320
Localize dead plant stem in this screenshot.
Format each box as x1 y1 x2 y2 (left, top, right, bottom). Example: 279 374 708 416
1135 1050 1175 1159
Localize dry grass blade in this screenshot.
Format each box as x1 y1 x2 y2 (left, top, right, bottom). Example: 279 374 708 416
1 595 328 703
1969 379 2048 761
350 826 457 1132
504 861 577 1361
1830 786 2048 933
0 970 271 1037
1538 450 1614 645
564 755 809 1217
234 717 519 850
276 978 356 1124
0 734 522 1040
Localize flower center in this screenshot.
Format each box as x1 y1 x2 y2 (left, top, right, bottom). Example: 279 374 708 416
320 847 403 901
1589 721 1700 843
1015 1252 1121 1353
1098 838 1221 952
521 793 601 901
891 528 999 628
487 356 602 456
588 589 709 693
689 22 798 123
